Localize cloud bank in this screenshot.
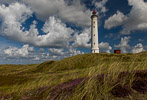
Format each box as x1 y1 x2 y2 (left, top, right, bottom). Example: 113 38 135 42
105 0 147 34
132 43 144 53
114 37 131 53
0 3 75 48
22 0 91 27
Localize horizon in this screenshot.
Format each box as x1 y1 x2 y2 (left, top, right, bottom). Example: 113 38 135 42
0 0 147 64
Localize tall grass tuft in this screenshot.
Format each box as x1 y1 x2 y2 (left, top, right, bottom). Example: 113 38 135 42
0 51 147 99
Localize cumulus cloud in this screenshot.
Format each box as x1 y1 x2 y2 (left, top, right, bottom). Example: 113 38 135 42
1 44 85 64
22 0 91 27
0 2 74 48
33 52 50 61
122 0 147 34
72 27 113 52
99 42 112 53
68 47 85 56
1 44 67 63
0 2 32 24
48 47 84 59
1 44 50 63
104 0 147 34
104 11 127 29
114 37 131 53
94 0 108 13
40 16 74 47
0 2 93 51
4 44 34 58
2 44 49 62
0 2 32 41
132 43 144 53
72 28 91 48
49 48 64 56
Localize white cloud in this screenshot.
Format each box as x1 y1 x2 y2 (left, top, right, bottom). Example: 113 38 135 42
0 2 92 62
22 0 91 27
0 2 32 24
2 44 85 63
104 11 127 29
132 43 144 53
0 2 32 42
48 47 85 58
0 3 74 48
104 0 147 34
41 16 73 47
114 37 131 53
99 42 112 53
33 56 40 61
49 48 64 56
35 52 50 61
68 47 85 56
4 44 34 58
94 0 108 13
72 28 91 48
121 0 147 34
1 44 50 63
3 44 50 62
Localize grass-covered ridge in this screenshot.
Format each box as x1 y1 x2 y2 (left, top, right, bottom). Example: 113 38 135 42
0 52 147 99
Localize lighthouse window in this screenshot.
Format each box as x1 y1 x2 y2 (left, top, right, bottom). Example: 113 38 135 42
94 34 95 36
93 26 95 28
94 43 95 45
94 22 95 24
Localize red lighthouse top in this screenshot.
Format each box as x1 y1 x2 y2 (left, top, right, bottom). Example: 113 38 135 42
91 10 98 19
92 10 96 15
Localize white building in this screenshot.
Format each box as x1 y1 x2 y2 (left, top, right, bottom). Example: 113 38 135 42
91 10 99 53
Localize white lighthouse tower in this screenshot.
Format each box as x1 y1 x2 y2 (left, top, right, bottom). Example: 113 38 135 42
91 10 99 53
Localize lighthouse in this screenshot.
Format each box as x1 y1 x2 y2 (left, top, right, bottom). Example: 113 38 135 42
91 10 99 53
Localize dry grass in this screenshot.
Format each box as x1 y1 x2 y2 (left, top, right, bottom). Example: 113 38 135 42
0 51 147 100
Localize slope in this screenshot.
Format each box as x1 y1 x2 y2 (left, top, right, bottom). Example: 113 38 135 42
0 52 146 100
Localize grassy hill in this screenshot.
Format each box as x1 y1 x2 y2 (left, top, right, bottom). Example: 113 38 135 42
0 52 147 100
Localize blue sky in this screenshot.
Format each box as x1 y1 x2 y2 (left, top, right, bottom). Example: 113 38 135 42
0 0 146 64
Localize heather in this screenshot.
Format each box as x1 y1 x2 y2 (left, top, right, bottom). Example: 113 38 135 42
0 51 147 100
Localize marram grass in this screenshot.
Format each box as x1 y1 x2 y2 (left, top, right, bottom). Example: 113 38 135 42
0 51 147 100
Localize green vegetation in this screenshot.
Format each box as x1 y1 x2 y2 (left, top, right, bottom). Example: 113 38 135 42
0 51 147 100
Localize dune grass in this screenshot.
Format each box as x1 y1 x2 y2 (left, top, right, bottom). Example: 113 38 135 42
0 51 147 100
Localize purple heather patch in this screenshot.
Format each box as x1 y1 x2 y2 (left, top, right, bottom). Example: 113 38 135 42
132 70 147 93
0 94 11 100
111 84 132 97
132 79 147 94
50 78 86 100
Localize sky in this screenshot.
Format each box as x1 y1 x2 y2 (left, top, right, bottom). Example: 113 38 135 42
0 0 146 64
